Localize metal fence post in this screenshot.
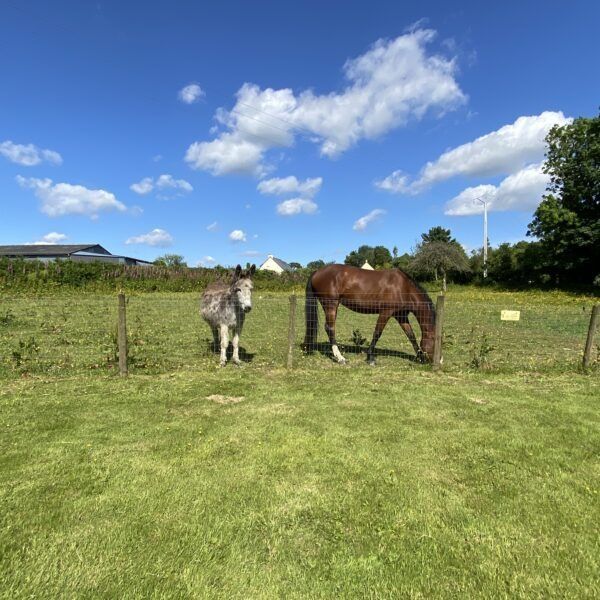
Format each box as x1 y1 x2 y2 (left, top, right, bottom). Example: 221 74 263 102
287 294 297 369
583 304 600 369
118 292 128 376
432 294 445 371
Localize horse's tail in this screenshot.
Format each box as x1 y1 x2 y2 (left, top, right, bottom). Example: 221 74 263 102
302 274 318 352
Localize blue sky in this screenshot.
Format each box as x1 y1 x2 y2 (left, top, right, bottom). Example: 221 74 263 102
1 0 598 267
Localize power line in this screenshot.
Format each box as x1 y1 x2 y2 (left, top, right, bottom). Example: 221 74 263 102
238 102 316 137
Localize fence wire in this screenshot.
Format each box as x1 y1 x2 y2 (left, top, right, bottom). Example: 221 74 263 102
0 293 597 377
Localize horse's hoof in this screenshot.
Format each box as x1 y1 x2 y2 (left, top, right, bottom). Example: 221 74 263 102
337 358 347 365
368 360 376 367
219 360 227 367
232 359 242 367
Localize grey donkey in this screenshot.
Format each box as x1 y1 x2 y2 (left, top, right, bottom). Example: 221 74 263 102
200 264 256 366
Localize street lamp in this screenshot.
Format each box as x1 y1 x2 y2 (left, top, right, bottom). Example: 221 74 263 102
475 194 490 278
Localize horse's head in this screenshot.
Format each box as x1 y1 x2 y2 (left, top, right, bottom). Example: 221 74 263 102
419 335 435 363
231 264 256 313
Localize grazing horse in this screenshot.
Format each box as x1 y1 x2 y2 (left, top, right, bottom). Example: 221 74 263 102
201 264 256 366
303 264 436 365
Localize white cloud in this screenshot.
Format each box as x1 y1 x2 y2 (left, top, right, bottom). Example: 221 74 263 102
276 198 318 216
1 140 62 166
445 163 549 216
156 174 193 192
186 29 465 176
198 255 216 266
28 232 68 245
353 208 386 231
206 221 218 231
229 229 247 242
16 176 126 218
257 176 322 197
130 174 193 196
130 177 154 195
377 111 571 194
129 205 144 217
125 228 174 247
179 83 205 104
186 133 267 176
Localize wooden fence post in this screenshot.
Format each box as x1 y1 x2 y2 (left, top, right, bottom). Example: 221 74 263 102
583 304 600 369
118 292 128 376
432 294 445 371
287 294 297 369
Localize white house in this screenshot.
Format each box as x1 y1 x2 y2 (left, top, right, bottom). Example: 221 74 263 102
258 254 293 274
361 260 374 270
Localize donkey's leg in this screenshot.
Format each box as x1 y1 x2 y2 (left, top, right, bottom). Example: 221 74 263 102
211 325 220 351
219 324 229 366
323 301 345 364
367 312 392 366
395 313 422 359
231 328 241 365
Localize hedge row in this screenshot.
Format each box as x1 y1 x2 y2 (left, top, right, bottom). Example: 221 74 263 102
0 258 308 293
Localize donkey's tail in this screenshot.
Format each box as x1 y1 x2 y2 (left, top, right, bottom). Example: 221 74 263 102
302 275 318 352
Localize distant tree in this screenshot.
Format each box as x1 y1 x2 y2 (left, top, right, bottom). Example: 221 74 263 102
410 241 470 291
289 262 303 270
345 245 392 268
306 259 326 271
373 245 393 268
154 254 188 268
392 245 398 258
392 252 413 271
528 111 600 285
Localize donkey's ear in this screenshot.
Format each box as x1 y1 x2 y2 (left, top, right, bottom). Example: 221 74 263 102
233 264 242 281
248 264 256 276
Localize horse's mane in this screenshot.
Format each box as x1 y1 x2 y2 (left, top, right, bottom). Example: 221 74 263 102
394 268 436 315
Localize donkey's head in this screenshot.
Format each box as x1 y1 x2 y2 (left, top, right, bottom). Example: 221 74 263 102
231 264 256 313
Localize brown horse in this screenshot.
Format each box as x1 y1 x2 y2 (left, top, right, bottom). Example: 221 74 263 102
303 264 436 365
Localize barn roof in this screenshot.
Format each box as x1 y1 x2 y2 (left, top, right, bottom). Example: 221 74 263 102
0 244 110 257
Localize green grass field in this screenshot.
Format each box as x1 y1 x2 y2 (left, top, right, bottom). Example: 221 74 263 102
0 287 599 597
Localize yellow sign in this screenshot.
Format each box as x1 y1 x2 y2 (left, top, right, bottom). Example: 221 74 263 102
501 310 521 321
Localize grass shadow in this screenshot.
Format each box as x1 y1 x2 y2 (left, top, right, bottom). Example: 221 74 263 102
305 342 417 363
207 341 255 363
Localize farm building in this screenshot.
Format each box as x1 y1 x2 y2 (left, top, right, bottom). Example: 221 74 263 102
0 244 152 266
361 260 374 270
258 254 293 274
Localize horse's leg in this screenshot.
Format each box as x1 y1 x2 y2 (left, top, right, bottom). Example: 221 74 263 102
323 300 345 364
231 327 241 365
219 324 229 366
395 313 422 360
367 311 392 366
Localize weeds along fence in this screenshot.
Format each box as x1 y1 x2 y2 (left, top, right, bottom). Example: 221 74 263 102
0 292 598 377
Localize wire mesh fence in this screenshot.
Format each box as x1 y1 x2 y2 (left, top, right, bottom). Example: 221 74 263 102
0 292 597 378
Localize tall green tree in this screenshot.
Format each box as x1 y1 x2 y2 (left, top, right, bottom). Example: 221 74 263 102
528 111 600 284
421 226 456 244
